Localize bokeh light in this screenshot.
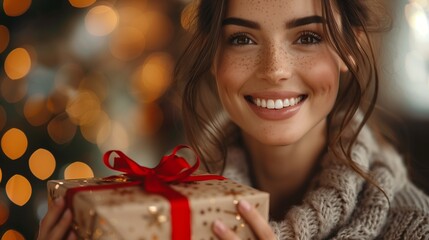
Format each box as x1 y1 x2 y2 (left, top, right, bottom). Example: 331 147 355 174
47 113 77 144
109 26 145 61
85 5 118 36
29 149 56 180
1 230 25 240
131 52 174 103
69 0 96 8
3 0 32 17
80 110 111 144
4 48 32 80
0 168 2 183
98 121 129 152
0 25 10 54
66 90 101 126
181 0 199 32
0 78 28 103
405 2 429 39
5 175 32 206
23 95 52 126
136 103 164 136
1 128 28 160
64 162 94 179
139 11 174 50
0 200 8 225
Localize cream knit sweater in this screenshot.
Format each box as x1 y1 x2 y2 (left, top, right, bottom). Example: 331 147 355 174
223 123 429 239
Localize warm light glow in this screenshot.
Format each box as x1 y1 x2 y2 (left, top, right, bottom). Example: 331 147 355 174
0 78 28 103
85 5 118 36
136 103 164 136
139 11 173 50
1 230 25 240
132 52 174 102
98 121 129 152
181 0 199 32
5 175 32 206
1 128 28 160
23 94 52 126
47 113 77 144
66 90 101 126
0 25 10 54
0 168 2 183
4 48 32 80
3 0 31 17
69 0 96 8
405 2 429 39
64 162 94 179
80 111 111 144
109 26 145 61
0 200 8 225
0 106 6 131
29 148 56 180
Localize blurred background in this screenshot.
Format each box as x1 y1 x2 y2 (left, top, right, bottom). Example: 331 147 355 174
0 0 428 239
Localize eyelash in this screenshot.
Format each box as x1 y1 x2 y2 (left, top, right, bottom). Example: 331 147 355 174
227 31 322 46
295 31 322 45
228 32 255 46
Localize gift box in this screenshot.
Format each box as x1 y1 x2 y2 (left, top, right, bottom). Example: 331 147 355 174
47 145 269 240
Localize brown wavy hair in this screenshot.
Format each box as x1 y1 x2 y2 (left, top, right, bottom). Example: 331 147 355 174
175 0 392 174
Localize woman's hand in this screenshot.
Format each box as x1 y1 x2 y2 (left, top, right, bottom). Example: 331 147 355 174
37 197 77 240
212 200 276 240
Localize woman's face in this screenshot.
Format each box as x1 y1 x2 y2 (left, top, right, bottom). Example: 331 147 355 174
213 0 348 146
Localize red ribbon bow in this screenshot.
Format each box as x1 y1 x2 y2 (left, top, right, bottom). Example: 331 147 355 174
66 145 224 240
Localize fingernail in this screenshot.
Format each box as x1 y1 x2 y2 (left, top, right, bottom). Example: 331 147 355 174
213 219 226 234
239 200 251 212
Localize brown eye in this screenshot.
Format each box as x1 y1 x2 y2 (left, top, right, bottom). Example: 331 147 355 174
295 31 322 44
229 33 256 45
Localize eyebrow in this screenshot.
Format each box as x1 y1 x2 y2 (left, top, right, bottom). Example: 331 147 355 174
222 15 325 29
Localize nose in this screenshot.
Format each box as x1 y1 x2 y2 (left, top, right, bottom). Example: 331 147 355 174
257 43 292 83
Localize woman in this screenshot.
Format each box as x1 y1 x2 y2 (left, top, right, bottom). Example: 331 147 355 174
39 0 429 239
176 0 429 239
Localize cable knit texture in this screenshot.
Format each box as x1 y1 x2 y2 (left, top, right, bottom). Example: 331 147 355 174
222 119 429 239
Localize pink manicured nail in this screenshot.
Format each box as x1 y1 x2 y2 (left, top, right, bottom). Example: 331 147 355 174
213 219 226 234
239 200 251 211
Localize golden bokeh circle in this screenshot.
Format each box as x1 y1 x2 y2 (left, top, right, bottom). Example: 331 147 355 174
0 25 10 54
0 199 8 226
64 162 94 179
1 128 28 160
85 5 118 36
69 0 96 8
29 148 56 180
5 175 32 206
4 48 32 80
3 0 31 17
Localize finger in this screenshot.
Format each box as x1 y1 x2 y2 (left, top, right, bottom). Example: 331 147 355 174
66 230 78 240
237 200 276 240
39 198 66 236
50 209 74 240
212 219 240 240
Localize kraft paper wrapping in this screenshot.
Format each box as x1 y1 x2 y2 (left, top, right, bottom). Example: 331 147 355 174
48 176 269 240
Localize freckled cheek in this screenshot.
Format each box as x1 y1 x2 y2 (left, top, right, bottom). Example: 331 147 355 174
215 51 258 88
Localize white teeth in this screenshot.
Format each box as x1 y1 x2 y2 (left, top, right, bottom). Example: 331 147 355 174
254 96 303 109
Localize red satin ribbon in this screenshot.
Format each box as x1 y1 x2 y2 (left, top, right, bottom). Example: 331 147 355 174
65 145 225 240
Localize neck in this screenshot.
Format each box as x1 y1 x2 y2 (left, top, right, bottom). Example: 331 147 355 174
242 120 327 219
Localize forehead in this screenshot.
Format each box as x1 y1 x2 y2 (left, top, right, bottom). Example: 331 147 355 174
225 0 323 20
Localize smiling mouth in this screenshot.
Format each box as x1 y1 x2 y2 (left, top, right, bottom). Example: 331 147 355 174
245 95 307 109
